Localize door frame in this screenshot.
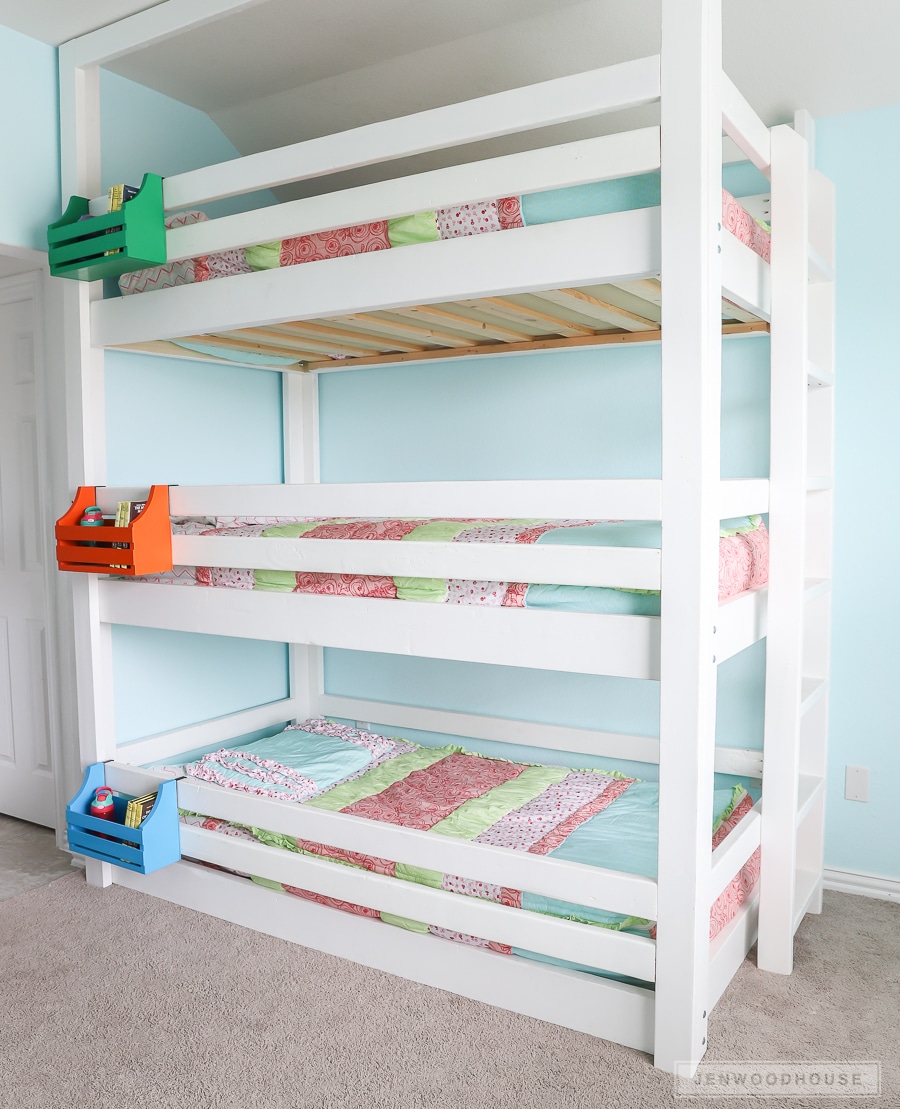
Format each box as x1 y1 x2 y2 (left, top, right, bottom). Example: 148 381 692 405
0 266 71 839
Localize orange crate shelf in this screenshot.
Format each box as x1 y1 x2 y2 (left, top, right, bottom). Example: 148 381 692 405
56 485 173 575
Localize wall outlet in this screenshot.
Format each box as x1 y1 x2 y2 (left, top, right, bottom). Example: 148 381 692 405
845 765 870 803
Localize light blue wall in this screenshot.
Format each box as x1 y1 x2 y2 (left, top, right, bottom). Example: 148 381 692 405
816 105 900 880
101 74 288 736
318 335 771 780
101 70 274 219
0 26 59 252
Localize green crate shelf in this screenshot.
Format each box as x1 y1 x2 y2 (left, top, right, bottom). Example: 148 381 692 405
47 172 166 281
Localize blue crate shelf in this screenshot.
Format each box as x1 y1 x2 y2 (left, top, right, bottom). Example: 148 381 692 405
66 762 181 874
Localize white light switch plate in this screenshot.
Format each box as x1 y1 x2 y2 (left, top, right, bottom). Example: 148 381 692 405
845 766 869 803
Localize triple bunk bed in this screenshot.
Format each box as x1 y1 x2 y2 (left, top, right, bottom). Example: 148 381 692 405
56 0 835 1074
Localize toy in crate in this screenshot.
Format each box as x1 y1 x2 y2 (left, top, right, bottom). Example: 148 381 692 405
66 763 181 874
47 172 166 281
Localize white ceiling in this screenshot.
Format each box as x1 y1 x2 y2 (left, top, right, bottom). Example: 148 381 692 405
2 0 899 168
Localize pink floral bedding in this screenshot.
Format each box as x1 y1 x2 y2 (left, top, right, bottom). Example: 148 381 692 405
119 189 768 296
177 718 760 977
137 515 770 613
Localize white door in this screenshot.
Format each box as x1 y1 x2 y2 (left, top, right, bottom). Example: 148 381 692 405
0 285 55 827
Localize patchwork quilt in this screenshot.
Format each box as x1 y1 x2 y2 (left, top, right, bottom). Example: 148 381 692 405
176 718 760 975
138 515 769 614
119 188 769 301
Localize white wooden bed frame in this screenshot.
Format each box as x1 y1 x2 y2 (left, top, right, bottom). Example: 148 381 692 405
58 0 835 1074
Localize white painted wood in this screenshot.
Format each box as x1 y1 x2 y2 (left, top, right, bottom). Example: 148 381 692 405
116 699 302 766
721 73 771 175
163 57 661 208
98 581 662 680
166 478 664 521
282 374 319 486
807 243 834 284
712 586 768 663
283 369 324 736
799 677 827 718
808 171 835 271
93 208 662 348
721 231 771 321
796 774 825 828
709 803 761 903
792 868 820 933
758 125 810 975
793 110 816 170
173 535 663 591
103 761 179 796
718 479 769 519
167 130 661 261
707 893 759 1010
113 862 656 1053
180 825 655 978
58 38 119 846
654 0 722 1072
176 783 657 921
318 695 765 779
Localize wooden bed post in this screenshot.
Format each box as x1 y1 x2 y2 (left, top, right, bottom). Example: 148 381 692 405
283 371 324 721
758 124 819 972
58 46 117 888
655 0 722 1073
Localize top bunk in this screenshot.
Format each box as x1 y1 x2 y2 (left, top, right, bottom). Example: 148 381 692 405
68 55 780 372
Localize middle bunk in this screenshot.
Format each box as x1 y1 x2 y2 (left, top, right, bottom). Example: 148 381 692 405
89 483 771 684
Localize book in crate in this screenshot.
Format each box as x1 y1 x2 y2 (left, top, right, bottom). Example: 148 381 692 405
125 792 158 829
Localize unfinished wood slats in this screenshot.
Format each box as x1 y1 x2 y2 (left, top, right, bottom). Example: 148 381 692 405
388 304 534 343
612 279 663 305
237 326 385 358
473 297 597 337
720 298 760 323
319 317 429 353
341 313 474 348
267 320 419 353
188 333 311 361
534 288 659 332
120 282 768 371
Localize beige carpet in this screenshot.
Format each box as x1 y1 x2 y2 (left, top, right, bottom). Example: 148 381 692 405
0 875 895 1109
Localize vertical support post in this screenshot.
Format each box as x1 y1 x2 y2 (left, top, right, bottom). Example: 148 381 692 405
58 48 114 888
758 126 811 971
800 168 835 918
283 371 323 720
655 0 722 1074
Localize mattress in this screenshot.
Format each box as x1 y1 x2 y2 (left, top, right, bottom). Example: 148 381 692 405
118 187 770 302
174 718 760 978
139 514 770 614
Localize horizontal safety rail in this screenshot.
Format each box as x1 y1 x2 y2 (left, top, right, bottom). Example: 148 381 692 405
93 208 662 347
167 129 661 263
177 778 658 922
179 826 657 980
99 581 663 680
174 535 663 591
709 800 762 903
94 479 766 523
162 56 662 210
721 73 771 177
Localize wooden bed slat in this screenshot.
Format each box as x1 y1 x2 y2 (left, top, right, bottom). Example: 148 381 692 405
388 304 535 343
533 288 660 332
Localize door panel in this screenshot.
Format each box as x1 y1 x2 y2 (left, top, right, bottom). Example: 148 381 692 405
0 294 55 826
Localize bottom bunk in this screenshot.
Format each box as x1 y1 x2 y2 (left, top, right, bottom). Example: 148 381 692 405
86 718 764 1065
167 717 759 977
